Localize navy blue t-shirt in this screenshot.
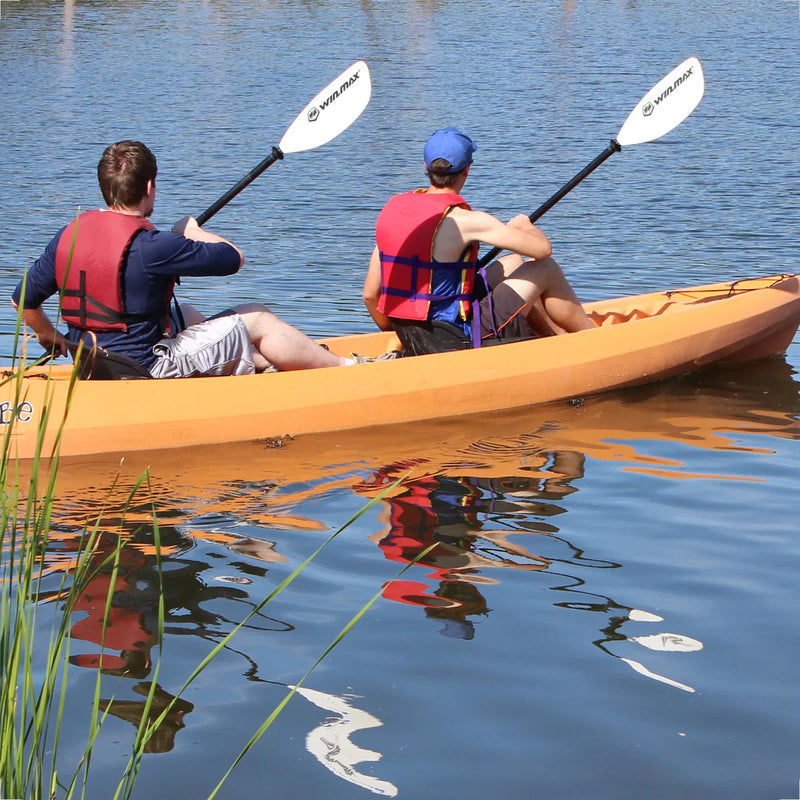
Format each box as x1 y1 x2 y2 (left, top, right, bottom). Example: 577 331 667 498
13 223 242 369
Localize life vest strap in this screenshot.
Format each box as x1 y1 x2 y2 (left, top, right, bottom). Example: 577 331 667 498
379 253 472 271
60 272 169 329
378 251 477 304
380 286 474 303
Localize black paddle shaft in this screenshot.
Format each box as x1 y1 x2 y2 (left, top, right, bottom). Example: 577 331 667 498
477 138 622 269
196 146 285 227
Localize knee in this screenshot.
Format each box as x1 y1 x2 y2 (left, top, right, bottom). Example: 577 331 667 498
526 255 560 272
237 306 295 343
514 256 561 281
232 305 277 340
497 253 526 273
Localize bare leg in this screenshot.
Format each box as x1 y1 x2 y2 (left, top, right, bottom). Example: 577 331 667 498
232 303 349 372
526 297 569 336
484 256 593 334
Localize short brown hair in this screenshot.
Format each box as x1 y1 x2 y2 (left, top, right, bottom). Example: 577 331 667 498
426 158 462 189
97 141 157 208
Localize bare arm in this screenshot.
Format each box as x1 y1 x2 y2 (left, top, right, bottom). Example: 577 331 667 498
12 301 68 358
363 247 393 331
452 209 553 261
172 216 245 266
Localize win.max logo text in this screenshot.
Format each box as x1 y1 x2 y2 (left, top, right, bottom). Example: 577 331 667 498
307 69 363 122
642 64 695 117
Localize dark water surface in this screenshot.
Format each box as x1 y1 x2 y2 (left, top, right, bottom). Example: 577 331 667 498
2 1 800 798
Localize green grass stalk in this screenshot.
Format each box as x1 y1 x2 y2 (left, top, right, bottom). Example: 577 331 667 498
3 285 427 798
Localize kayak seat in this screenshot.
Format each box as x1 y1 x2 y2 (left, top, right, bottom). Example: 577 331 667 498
391 319 472 356
391 319 537 356
67 339 152 381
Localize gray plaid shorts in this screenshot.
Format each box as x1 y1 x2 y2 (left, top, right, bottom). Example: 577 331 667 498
149 311 256 378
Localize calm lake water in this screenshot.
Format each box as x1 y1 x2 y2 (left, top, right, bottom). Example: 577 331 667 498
2 1 800 798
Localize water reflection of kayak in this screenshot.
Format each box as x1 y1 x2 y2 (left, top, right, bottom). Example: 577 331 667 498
4 274 799 460
19 341 797 530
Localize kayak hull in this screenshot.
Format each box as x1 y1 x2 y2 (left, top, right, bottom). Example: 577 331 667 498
3 274 799 460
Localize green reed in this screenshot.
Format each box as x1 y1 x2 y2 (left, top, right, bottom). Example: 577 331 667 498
1 309 90 799
1 307 428 798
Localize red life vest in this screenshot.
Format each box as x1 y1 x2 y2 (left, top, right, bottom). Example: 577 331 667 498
376 190 479 321
54 209 165 332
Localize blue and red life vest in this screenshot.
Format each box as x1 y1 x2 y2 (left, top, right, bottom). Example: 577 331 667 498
376 190 479 322
54 209 171 332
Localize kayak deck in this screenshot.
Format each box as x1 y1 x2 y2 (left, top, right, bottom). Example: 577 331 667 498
3 274 799 459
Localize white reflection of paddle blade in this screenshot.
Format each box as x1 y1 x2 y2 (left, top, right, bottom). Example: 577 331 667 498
213 575 252 585
290 686 398 797
631 632 703 652
620 657 695 693
627 609 664 622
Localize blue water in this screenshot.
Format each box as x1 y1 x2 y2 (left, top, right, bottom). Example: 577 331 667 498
2 1 800 798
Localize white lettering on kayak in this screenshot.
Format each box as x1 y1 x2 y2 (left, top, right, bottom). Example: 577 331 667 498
0 400 34 425
307 69 363 122
642 65 695 117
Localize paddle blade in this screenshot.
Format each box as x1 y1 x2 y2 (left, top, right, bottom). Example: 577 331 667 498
279 60 371 154
616 57 704 147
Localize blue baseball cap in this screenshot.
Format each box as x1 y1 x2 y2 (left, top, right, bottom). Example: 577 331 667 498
423 127 476 174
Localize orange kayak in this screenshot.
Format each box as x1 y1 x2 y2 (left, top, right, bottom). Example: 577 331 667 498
3 274 799 460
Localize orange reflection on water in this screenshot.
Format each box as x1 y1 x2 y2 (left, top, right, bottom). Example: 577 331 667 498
19 358 800 573
11 358 799 692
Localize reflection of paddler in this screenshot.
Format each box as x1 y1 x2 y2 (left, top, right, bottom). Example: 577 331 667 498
368 474 556 639
370 475 487 639
68 539 157 676
379 578 489 640
481 450 585 501
65 530 259 676
98 682 194 754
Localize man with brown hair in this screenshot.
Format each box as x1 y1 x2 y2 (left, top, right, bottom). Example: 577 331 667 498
13 140 352 376
363 127 593 355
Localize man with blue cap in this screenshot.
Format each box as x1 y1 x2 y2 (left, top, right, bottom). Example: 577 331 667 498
363 127 593 355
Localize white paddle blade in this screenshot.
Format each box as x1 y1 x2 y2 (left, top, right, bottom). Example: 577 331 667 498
279 60 371 154
616 56 704 147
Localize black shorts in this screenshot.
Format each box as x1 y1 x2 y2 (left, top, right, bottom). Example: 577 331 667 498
392 278 535 356
477 280 535 341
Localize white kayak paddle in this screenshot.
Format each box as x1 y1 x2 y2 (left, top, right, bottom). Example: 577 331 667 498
478 56 705 268
616 56 704 147
196 60 371 225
